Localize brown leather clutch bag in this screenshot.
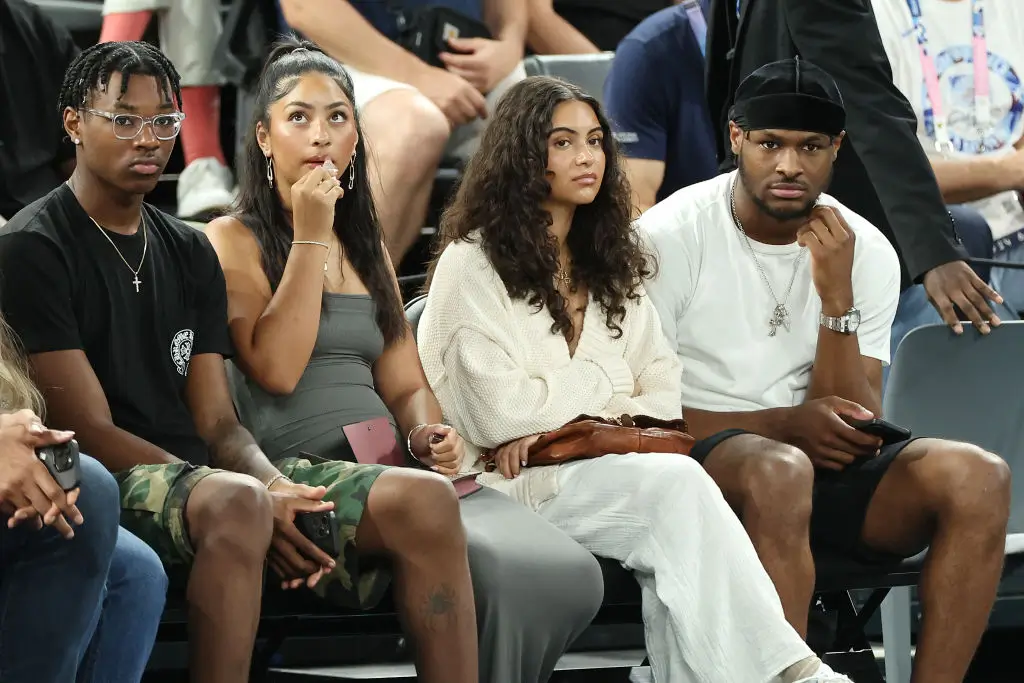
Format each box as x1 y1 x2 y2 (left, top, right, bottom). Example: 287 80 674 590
483 414 695 471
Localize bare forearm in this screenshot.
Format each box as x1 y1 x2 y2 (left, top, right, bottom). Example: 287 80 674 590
806 330 880 415
74 422 180 472
206 421 279 485
931 155 1020 205
486 0 528 44
683 406 791 442
280 0 427 82
248 245 329 392
526 10 599 54
387 388 443 441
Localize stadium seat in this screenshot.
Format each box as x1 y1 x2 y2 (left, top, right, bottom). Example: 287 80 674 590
523 53 616 104
878 321 1024 683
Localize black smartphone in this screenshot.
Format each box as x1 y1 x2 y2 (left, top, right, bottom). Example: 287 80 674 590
36 438 81 491
295 510 340 558
844 417 911 446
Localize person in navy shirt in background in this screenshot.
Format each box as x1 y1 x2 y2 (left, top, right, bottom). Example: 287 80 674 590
603 1 717 213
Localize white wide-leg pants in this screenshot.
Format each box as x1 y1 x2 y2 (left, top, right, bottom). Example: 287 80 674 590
536 453 814 683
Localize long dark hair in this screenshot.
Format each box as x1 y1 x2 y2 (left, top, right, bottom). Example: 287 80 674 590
428 76 651 339
233 38 405 345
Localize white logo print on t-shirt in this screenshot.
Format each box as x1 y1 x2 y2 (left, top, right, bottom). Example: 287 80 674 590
170 329 194 376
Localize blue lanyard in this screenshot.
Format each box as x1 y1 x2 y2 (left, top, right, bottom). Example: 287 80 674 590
905 0 994 152
682 0 707 57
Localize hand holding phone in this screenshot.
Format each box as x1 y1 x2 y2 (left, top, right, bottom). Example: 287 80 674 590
36 439 81 492
841 417 912 447
295 510 340 558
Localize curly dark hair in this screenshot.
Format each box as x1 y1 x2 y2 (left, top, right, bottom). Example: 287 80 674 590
233 38 405 346
427 76 651 339
58 41 182 113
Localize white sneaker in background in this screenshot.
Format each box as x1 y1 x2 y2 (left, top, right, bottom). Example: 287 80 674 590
793 662 855 683
176 157 236 219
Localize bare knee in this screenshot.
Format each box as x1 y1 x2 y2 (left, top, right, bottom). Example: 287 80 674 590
924 441 1011 523
187 474 274 563
737 439 814 522
361 90 450 171
366 469 466 553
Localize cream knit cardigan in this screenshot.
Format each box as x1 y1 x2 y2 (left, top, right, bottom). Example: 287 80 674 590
417 237 684 509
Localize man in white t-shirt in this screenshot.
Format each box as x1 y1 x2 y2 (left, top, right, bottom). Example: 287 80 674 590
641 58 1011 682
871 0 1024 319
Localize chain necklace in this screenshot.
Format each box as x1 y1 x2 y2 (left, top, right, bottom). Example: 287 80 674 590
729 178 805 337
88 214 148 294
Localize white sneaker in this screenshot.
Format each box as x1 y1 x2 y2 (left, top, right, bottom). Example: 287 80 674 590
792 662 855 682
176 157 236 219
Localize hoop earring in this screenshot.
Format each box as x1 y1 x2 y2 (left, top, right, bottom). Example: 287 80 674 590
266 157 274 188
348 151 356 191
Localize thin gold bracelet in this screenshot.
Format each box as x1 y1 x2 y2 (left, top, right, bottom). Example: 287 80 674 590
292 241 331 273
264 473 290 490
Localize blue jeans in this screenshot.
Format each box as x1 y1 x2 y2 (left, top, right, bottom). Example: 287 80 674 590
0 455 167 683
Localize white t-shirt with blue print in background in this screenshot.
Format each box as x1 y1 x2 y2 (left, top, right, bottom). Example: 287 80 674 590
872 0 1024 249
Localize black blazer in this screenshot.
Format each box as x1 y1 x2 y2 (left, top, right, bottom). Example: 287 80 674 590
706 0 965 288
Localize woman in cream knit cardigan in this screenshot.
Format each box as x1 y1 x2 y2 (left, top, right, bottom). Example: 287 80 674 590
418 77 855 683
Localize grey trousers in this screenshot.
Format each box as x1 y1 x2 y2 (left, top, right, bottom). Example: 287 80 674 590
460 487 604 683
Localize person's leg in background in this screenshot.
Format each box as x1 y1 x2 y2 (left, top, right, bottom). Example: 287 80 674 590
99 0 156 44
101 0 235 220
161 0 236 219
991 232 1024 320
445 62 527 162
0 455 120 683
353 75 451 266
76 528 168 683
459 486 603 683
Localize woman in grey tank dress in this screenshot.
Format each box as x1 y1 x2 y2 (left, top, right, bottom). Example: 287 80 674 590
208 44 603 683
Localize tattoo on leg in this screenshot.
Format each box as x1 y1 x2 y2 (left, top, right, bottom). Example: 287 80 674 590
421 583 457 625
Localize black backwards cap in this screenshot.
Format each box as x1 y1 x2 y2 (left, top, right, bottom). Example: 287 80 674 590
729 57 846 137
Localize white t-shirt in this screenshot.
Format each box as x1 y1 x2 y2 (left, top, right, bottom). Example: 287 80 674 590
639 172 901 413
871 0 1024 246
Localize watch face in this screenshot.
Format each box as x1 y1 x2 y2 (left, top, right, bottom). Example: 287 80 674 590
847 308 862 332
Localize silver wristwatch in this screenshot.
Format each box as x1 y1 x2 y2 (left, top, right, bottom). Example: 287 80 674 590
820 307 862 335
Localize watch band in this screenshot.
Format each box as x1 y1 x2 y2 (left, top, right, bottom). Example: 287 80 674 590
820 308 859 334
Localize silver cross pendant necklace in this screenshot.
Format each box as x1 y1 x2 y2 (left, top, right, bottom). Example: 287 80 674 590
88 213 148 293
729 178 806 337
67 180 148 293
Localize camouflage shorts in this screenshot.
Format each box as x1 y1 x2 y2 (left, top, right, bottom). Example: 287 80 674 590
116 456 392 610
276 454 392 610
115 462 220 565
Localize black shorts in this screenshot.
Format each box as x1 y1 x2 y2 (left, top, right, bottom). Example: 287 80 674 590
690 429 916 564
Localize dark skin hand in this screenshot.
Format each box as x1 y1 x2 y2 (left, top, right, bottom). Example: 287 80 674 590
778 397 882 471
922 261 1003 335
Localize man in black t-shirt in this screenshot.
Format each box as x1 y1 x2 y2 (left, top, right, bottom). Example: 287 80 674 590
0 41 479 683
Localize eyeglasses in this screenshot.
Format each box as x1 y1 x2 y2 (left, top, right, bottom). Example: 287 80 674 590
83 109 186 141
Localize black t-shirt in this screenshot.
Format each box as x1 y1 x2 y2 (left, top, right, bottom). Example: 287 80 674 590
0 0 80 219
0 185 233 466
553 0 673 51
